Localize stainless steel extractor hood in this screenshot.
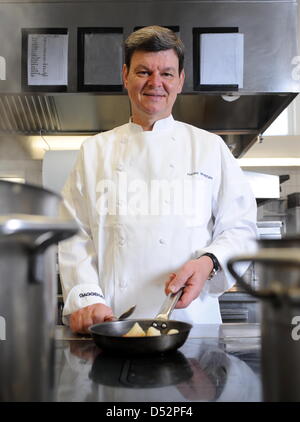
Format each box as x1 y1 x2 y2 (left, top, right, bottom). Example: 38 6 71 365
0 0 299 158
0 92 296 158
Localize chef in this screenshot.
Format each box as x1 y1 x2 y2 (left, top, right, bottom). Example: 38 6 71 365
58 25 258 334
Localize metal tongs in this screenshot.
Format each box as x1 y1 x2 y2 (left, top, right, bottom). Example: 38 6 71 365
152 288 183 328
109 288 183 325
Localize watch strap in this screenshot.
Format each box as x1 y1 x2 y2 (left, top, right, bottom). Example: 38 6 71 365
199 253 220 280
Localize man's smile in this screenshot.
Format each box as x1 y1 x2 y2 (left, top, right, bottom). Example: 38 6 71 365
143 92 166 97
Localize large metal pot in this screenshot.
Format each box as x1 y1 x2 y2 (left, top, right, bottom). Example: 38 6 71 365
227 237 300 402
0 181 77 401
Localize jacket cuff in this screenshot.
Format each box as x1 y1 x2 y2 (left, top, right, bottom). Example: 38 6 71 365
195 248 233 295
62 284 106 320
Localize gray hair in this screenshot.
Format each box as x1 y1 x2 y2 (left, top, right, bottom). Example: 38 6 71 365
124 25 184 74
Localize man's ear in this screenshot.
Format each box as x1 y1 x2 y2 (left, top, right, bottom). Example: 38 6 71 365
178 69 185 94
122 64 129 89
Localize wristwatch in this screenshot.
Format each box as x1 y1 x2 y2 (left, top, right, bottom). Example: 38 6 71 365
199 253 220 280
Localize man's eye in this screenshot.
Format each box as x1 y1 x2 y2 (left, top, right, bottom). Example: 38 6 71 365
162 73 174 78
137 71 149 76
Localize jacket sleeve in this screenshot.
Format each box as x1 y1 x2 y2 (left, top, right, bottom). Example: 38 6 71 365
197 137 258 295
58 147 106 323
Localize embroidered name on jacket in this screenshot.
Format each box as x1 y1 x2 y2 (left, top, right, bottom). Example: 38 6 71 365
79 292 104 299
187 171 213 180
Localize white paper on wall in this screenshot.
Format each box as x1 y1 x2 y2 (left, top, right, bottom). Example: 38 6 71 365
200 33 244 87
28 34 68 86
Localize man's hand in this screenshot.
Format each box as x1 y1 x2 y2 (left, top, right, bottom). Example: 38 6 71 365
165 256 214 308
70 303 114 334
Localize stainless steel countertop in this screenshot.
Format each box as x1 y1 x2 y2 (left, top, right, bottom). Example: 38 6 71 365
54 323 262 402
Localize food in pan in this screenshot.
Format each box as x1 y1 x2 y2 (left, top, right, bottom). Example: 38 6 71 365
167 329 179 335
122 323 161 337
122 322 146 337
146 326 161 337
122 322 180 337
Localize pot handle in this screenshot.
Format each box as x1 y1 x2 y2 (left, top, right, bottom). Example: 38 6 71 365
0 214 78 283
227 249 300 301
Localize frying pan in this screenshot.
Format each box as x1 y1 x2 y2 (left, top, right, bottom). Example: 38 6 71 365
89 290 192 355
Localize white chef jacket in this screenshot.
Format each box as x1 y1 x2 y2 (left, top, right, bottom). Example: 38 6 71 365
58 115 258 325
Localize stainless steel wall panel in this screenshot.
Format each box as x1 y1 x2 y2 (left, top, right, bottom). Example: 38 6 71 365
0 1 298 155
0 1 298 93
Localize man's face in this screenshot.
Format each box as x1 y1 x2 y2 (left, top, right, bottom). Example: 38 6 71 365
123 49 185 125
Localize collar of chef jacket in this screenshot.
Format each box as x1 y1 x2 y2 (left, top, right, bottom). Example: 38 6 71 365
128 114 175 133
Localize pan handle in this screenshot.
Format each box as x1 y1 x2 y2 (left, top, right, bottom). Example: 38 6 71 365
155 289 183 321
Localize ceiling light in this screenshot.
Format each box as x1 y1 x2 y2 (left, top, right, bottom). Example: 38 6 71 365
28 135 90 159
221 94 240 102
0 177 25 183
40 136 89 150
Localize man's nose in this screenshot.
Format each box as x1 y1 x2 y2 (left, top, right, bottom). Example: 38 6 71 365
147 72 162 87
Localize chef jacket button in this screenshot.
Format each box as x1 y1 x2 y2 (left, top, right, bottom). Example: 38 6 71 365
120 138 127 144
119 239 125 246
116 164 124 171
171 136 176 141
169 163 175 169
119 280 128 289
159 238 166 245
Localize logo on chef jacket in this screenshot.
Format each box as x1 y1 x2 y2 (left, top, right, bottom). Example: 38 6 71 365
0 56 6 81
291 56 300 81
0 316 6 341
291 316 300 341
